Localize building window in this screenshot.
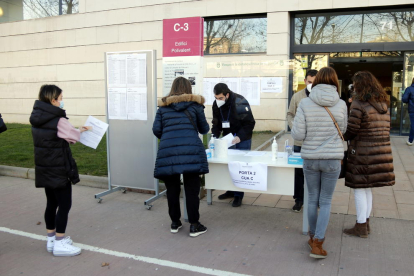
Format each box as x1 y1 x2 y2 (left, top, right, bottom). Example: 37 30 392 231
294 8 414 45
204 15 267 55
0 0 79 24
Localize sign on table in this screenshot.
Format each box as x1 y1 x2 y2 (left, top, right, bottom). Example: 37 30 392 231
228 161 268 191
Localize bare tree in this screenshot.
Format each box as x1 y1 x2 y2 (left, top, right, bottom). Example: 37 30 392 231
204 18 267 54
23 0 78 19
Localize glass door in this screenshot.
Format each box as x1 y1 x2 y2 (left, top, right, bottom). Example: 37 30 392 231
292 54 329 94
400 52 414 135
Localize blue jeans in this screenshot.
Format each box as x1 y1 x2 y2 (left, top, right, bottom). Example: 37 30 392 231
409 113 414 143
303 159 341 240
228 139 252 198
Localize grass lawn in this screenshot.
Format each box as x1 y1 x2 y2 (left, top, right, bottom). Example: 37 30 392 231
0 124 277 177
0 123 108 176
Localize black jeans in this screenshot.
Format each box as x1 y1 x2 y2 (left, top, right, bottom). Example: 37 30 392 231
44 182 72 233
163 173 200 224
293 145 304 203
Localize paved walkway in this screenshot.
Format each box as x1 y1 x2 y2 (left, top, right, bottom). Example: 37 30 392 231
208 135 414 220
1 175 414 276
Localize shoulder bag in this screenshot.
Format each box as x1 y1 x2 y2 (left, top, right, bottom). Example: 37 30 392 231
324 107 347 179
184 110 199 133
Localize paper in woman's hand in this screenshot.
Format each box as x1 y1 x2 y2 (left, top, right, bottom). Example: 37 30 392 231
80 116 109 149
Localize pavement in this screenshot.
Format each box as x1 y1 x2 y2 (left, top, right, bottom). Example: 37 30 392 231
1 177 414 275
1 135 414 276
257 135 414 221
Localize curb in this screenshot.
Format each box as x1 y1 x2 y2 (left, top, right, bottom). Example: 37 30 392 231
0 165 108 189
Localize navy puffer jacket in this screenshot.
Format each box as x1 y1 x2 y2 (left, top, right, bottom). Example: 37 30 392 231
153 94 210 179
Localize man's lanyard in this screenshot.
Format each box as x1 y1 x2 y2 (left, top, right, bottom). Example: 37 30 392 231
220 105 231 122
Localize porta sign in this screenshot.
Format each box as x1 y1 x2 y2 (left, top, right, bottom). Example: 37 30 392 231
228 161 268 192
163 17 204 57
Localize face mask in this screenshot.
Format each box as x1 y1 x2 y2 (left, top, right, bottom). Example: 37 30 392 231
59 101 64 109
307 83 313 92
216 99 225 108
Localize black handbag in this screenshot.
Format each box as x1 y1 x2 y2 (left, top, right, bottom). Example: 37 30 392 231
62 146 80 185
0 114 7 133
324 107 347 179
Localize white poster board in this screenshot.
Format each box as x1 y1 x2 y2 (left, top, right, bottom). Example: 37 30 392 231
103 50 157 192
261 77 283 93
162 56 203 96
228 161 268 191
203 77 261 106
106 53 148 121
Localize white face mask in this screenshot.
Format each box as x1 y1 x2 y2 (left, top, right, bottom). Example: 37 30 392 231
59 101 64 109
307 83 313 92
216 99 225 108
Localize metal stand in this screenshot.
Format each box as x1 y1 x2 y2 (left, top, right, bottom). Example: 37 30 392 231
302 179 309 235
95 186 124 203
144 189 167 210
183 186 188 222
207 189 213 205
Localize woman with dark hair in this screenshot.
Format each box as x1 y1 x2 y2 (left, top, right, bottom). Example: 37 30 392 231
343 71 395 238
153 77 210 237
30 84 92 257
402 77 414 146
291 67 347 259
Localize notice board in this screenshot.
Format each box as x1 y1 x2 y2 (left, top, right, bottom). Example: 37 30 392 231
105 50 157 191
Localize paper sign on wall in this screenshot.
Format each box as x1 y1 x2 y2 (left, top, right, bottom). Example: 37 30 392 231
228 161 268 191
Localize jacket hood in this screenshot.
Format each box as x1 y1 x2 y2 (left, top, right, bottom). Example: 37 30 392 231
30 100 67 127
309 84 339 107
158 94 205 111
368 100 388 114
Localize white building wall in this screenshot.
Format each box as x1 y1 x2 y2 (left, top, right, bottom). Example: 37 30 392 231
0 0 410 128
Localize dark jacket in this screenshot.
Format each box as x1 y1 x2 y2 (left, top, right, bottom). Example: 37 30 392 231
344 99 395 188
211 91 255 141
0 113 7 133
402 84 414 113
153 94 210 179
30 100 80 188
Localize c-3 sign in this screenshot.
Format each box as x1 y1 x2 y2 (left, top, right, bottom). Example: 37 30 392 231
163 17 204 57
174 23 189 32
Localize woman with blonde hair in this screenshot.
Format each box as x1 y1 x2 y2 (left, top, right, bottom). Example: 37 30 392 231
292 67 347 259
343 71 395 238
153 77 210 237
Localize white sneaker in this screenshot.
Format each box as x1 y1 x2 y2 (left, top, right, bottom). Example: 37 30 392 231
407 140 413 146
47 236 55 252
53 238 81 257
47 236 73 253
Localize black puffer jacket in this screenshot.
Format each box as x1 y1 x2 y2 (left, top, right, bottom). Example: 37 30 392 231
211 91 255 141
153 94 210 179
30 100 80 188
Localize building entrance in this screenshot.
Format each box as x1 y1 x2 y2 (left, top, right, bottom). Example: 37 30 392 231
292 52 410 135
330 52 405 135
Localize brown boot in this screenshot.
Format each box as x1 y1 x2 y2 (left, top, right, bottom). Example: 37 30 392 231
308 233 314 250
310 238 327 259
343 222 368 238
367 218 370 234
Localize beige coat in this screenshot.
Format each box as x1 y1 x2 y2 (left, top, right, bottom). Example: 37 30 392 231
287 89 308 146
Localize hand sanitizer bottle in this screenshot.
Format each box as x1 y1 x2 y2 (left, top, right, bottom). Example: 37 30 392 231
272 137 278 161
209 134 215 158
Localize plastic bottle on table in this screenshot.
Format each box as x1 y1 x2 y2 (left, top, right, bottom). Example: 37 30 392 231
209 134 215 158
272 137 278 161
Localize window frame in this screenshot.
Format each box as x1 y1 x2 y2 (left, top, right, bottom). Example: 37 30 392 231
290 5 414 54
203 13 268 56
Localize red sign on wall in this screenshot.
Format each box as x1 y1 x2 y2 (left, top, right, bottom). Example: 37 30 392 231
163 17 204 57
